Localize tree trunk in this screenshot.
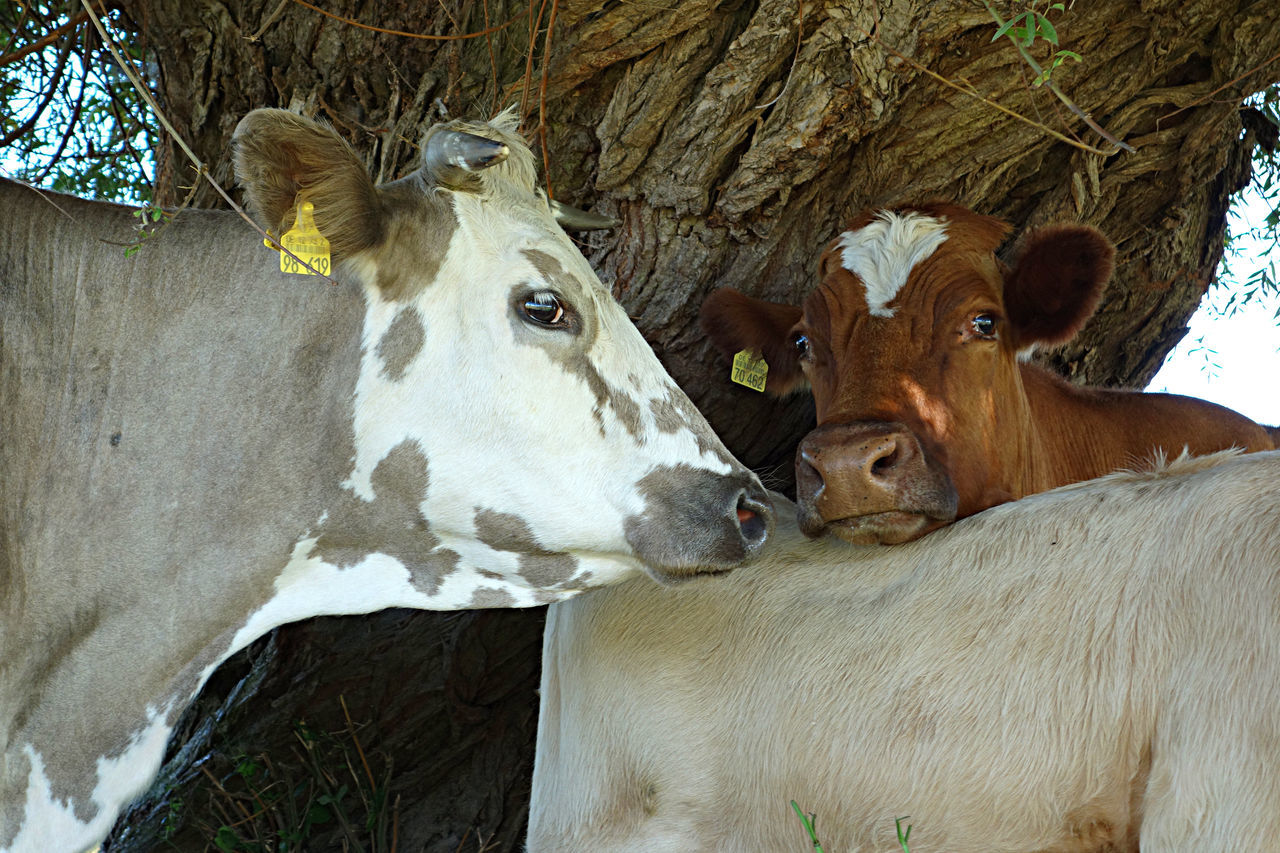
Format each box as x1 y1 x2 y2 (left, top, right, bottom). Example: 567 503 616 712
106 0 1280 848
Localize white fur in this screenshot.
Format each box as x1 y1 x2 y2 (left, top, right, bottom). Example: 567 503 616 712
530 450 1280 852
342 190 735 578
2 119 760 853
8 710 175 853
838 210 949 317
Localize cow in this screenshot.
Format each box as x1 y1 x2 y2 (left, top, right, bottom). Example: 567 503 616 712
0 109 772 852
700 202 1275 544
529 449 1280 852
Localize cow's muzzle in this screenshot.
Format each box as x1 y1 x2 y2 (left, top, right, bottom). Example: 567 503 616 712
795 422 957 545
625 465 774 581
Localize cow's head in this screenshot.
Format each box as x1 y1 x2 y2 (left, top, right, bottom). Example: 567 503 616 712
233 110 771 603
701 202 1113 545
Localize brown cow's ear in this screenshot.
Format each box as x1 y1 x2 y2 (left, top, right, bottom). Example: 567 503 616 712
1003 224 1114 348
233 109 384 260
700 288 806 394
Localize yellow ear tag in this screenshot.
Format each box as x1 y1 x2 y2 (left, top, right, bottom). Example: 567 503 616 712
731 350 768 392
279 200 331 276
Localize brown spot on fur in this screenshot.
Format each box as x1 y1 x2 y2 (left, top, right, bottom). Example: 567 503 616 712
473 509 580 588
308 441 460 596
370 178 459 299
376 308 425 381
467 587 517 608
649 392 735 466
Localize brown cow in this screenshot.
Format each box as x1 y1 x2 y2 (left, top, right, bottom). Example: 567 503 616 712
701 202 1274 544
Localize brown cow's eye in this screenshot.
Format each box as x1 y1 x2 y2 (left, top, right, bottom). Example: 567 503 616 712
792 332 811 359
971 314 998 340
520 291 571 328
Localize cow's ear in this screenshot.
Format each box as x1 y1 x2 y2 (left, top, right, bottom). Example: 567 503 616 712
233 109 384 259
1003 224 1114 348
700 288 806 394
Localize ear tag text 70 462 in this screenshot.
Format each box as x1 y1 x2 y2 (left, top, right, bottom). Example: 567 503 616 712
279 199 331 276
731 350 768 392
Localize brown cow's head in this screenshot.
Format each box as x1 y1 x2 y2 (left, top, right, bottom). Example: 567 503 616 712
701 202 1114 544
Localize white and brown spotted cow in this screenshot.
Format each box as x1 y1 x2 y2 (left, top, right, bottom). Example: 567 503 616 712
701 202 1274 544
0 109 770 852
530 450 1280 852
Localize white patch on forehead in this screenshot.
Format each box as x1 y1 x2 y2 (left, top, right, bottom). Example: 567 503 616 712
8 709 175 853
837 211 949 318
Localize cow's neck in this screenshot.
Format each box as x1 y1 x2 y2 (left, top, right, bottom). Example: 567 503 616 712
1017 363 1262 489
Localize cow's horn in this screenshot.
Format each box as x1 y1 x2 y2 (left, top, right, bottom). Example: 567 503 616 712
425 128 509 188
551 200 619 231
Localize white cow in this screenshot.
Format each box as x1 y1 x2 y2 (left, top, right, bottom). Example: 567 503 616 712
0 109 771 852
531 450 1280 852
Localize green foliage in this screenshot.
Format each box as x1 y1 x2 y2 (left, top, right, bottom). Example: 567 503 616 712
988 1 1080 87
790 800 826 852
896 816 913 853
1 1 157 204
197 716 397 853
1216 83 1280 320
788 803 915 852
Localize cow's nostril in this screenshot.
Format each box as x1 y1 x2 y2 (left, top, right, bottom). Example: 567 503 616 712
871 445 900 477
735 493 770 547
798 450 825 494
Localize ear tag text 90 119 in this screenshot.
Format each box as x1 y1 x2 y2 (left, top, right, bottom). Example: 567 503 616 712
279 199 331 276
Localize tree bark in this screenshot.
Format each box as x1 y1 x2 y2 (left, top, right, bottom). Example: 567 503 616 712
106 0 1280 848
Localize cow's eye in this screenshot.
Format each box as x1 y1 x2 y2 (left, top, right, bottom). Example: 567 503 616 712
520 291 571 328
971 313 998 340
792 332 811 359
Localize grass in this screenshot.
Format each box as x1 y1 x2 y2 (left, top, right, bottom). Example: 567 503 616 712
790 801 914 853
193 697 399 853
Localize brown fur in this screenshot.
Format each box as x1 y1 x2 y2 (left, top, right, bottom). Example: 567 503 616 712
700 203 1274 544
699 288 805 394
1003 224 1114 348
232 109 384 259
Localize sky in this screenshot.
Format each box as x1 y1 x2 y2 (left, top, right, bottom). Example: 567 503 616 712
1147 189 1280 426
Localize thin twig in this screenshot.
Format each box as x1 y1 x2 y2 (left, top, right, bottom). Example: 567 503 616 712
339 695 377 791
286 0 525 41
979 0 1133 152
852 20 1115 156
537 0 559 198
0 36 74 147
520 0 551 126
32 32 91 182
245 0 290 41
79 0 339 282
0 5 120 68
484 0 499 116
1157 48 1280 126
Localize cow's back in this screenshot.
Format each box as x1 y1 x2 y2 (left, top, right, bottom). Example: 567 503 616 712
531 451 1280 852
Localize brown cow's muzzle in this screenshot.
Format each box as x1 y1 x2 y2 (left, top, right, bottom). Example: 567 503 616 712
795 422 958 545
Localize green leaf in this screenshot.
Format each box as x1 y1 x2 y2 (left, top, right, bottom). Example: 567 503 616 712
896 817 913 852
307 803 333 825
213 826 241 852
991 13 1022 42
1035 14 1059 45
